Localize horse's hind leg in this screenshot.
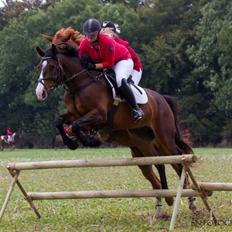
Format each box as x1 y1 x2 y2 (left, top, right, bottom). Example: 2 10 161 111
171 163 197 212
158 140 197 212
131 146 166 218
155 164 173 206
153 116 196 211
152 144 173 206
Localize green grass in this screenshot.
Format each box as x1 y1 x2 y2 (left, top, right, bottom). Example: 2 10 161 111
0 147 232 231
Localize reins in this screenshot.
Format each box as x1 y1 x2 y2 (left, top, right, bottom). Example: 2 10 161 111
37 45 106 94
63 69 88 84
38 55 89 91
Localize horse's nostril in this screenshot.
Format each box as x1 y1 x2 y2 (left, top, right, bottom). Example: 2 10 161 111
42 90 46 99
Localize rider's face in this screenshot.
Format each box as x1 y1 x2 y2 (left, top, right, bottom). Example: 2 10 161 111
86 32 98 43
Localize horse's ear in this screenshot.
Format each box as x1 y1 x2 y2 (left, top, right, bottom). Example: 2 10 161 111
36 46 45 57
41 34 53 42
51 43 57 53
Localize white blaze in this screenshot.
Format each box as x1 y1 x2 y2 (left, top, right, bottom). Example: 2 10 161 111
36 61 48 101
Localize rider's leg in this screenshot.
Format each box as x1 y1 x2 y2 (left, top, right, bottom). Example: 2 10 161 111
114 59 144 120
131 68 142 85
119 79 144 120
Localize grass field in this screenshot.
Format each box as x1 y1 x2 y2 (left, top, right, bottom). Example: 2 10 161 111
0 147 232 232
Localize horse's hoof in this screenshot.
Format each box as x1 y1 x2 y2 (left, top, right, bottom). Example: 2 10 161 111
165 197 174 206
65 140 79 150
189 203 198 214
83 137 101 147
155 211 170 220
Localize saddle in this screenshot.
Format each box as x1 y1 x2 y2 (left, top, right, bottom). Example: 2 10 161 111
103 69 148 104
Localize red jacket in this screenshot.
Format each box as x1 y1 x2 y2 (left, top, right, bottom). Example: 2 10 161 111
79 34 131 69
6 129 12 136
114 37 143 71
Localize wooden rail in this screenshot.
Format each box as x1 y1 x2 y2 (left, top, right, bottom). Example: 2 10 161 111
3 154 231 231
28 189 202 200
7 155 197 170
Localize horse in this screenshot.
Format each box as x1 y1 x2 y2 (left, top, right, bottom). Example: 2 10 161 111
0 132 17 150
35 30 196 218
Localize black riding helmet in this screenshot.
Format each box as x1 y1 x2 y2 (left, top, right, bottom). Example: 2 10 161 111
102 21 121 34
83 18 101 36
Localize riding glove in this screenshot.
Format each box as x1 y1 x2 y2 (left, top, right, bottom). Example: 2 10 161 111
80 55 95 70
86 62 96 70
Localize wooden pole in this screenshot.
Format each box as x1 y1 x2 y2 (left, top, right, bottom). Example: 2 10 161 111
183 161 217 224
169 167 186 231
7 155 197 171
28 189 202 200
12 177 41 219
197 182 232 191
0 171 19 221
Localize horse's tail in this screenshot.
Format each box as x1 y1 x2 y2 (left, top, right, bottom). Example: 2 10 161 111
163 95 193 154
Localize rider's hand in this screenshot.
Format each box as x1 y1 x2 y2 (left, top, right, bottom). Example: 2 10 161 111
86 62 96 70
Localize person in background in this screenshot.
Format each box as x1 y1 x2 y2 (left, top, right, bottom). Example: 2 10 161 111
79 18 144 121
101 21 143 85
6 127 12 137
6 127 13 144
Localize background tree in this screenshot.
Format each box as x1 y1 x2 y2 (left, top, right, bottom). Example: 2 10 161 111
0 0 230 146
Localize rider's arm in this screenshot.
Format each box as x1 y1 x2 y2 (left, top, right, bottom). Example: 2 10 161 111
99 36 116 69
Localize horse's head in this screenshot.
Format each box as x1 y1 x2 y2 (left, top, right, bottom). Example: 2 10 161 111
36 28 85 101
35 44 64 101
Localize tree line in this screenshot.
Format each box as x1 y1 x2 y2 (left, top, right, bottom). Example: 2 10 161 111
0 0 231 147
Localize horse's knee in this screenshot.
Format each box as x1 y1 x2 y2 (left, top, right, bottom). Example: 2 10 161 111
72 120 81 135
54 116 64 127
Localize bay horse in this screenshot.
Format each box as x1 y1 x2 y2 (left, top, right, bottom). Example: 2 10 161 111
35 33 196 218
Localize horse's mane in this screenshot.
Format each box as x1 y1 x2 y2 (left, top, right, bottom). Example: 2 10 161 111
53 27 85 46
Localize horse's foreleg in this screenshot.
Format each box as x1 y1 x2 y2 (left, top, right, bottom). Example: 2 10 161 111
72 109 105 147
54 114 78 150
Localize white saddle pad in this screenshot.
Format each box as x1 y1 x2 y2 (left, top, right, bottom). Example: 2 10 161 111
105 76 148 104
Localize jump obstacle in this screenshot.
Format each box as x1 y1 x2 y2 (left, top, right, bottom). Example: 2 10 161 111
1 154 232 230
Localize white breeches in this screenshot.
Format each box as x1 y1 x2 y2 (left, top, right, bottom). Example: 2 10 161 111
113 59 133 87
131 68 142 85
7 135 13 143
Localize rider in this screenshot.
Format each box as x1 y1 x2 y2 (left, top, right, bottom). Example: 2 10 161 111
79 18 144 121
101 21 143 85
6 127 13 143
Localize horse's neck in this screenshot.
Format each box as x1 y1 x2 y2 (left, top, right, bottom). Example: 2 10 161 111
59 55 114 108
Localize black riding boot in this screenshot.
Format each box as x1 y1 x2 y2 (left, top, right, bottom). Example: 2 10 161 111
118 78 144 120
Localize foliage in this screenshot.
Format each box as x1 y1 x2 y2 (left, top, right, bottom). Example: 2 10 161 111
187 0 232 145
0 0 231 146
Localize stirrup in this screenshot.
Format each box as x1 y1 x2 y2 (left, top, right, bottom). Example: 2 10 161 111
132 108 144 121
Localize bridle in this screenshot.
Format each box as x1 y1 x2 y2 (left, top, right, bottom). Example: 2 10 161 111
37 45 105 95
38 55 89 93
